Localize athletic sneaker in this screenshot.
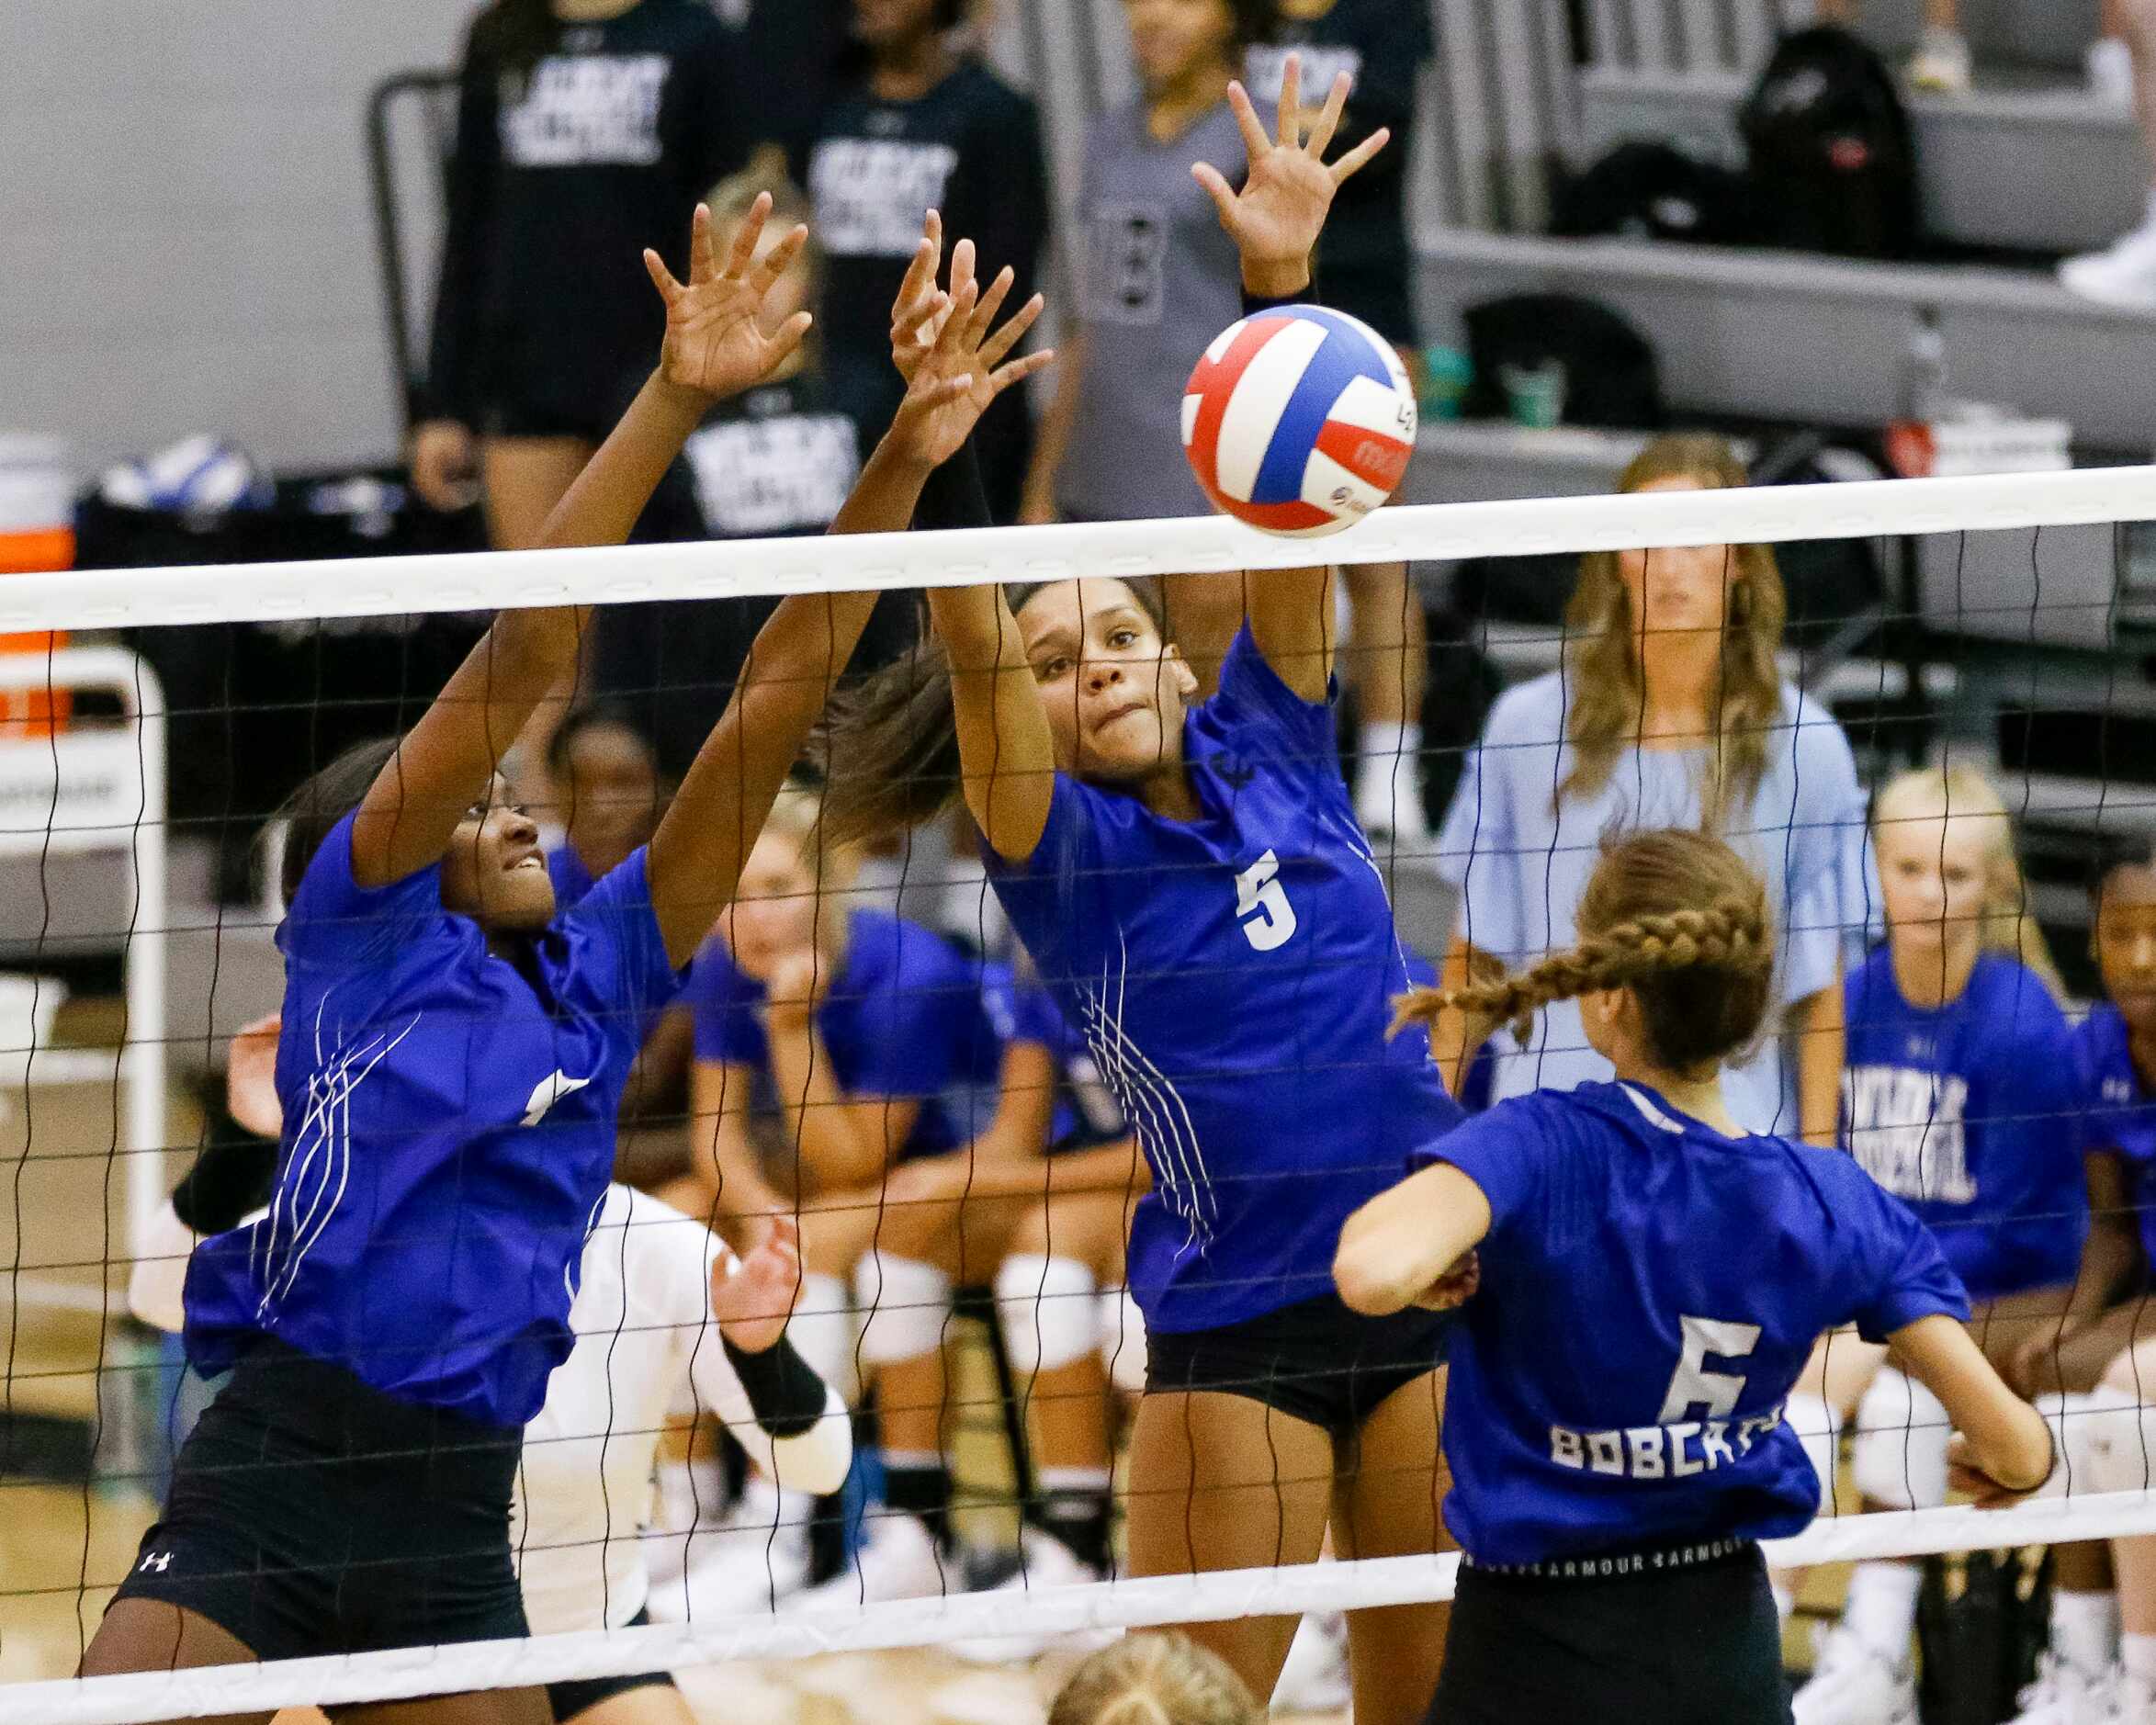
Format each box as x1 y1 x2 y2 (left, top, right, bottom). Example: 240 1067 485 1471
645 1477 811 1620
1353 753 1432 851
945 1528 1115 1664
2114 1665 2156 1722
1792 1621 1918 1724
1907 25 1972 95
2010 1652 2117 1723
2061 215 2156 310
787 1510 949 1611
1270 1611 1351 1715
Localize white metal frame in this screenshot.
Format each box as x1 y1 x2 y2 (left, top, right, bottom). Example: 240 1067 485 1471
0 647 168 1297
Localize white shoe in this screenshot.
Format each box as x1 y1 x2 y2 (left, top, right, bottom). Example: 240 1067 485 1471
945 1528 1113 1664
1270 1612 1351 1715
2011 1652 2119 1723
1353 758 1431 849
2090 38 2137 110
788 1510 949 1610
2060 218 2156 310
646 1478 812 1620
1908 25 1972 95
2116 1665 2156 1723
1793 1620 1917 1725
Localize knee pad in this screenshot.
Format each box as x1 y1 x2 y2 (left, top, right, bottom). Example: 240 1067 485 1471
853 1251 952 1368
2042 1388 2152 1497
1100 1289 1147 1395
1784 1392 1845 1514
786 1270 862 1406
995 1254 1100 1377
1851 1367 1950 1509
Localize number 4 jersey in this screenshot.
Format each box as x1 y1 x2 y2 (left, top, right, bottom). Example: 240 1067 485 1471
985 625 1462 1335
1418 1081 1967 1567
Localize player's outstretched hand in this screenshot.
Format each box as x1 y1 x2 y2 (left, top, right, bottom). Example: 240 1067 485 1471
1947 1429 2056 1508
642 194 815 403
711 1213 804 1355
884 233 1051 471
1194 54 1389 296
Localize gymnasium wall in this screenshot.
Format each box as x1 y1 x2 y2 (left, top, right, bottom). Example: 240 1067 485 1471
0 1 466 476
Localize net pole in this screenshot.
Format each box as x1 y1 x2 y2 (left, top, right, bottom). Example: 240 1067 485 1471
17 1491 2156 1725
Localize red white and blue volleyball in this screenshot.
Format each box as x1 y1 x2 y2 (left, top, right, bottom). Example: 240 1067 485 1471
1182 305 1417 538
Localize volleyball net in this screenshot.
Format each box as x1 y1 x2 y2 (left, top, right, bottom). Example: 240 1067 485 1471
7 463 2156 1721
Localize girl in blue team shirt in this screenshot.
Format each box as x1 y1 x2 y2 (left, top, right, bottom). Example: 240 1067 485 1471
86 199 1049 1715
1338 828 2054 1725
818 72 1455 1725
1790 767 2087 1724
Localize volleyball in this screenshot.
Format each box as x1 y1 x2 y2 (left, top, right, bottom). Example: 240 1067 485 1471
1180 304 1417 538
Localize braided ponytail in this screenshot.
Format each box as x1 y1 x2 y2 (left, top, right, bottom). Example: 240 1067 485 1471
1396 830 1776 1075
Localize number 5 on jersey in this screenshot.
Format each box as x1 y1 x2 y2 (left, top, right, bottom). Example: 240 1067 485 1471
1236 850 1299 952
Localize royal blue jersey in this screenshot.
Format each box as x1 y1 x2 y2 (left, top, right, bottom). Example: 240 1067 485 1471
1842 949 2085 1301
547 840 596 911
186 813 684 1428
687 908 979 1165
986 625 1463 1333
1420 1081 1967 1567
975 961 1131 1154
2074 1005 2156 1268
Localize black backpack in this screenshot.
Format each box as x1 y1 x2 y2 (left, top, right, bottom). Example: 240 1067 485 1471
1738 25 1920 259
1553 141 1755 247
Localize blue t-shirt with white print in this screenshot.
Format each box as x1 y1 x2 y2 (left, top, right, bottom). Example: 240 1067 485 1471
686 908 980 1165
2075 1003 2156 1268
1419 1081 1967 1567
986 624 1463 1335
1842 947 2085 1302
185 812 684 1429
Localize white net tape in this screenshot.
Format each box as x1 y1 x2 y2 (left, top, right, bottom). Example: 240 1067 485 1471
14 1494 2156 1725
0 464 2150 630
15 466 2156 1719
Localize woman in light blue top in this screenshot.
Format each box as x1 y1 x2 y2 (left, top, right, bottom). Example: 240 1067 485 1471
1435 434 1869 1140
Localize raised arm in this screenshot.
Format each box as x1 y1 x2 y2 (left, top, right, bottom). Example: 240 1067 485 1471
353 198 815 892
645 225 1049 964
1333 1160 1491 1317
1190 60 1392 702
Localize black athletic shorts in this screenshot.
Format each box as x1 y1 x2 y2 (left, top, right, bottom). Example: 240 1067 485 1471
111 1336 529 1665
1145 1291 1451 1437
1430 1540 1789 1725
546 1608 676 1723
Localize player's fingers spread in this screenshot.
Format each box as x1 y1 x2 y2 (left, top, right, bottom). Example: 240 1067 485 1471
750 223 809 295
1331 127 1391 185
979 293 1044 368
1308 71 1351 157
936 278 982 352
989 348 1055 395
1191 163 1239 227
1226 78 1270 161
1277 55 1302 144
968 265 1016 342
767 310 814 366
897 232 937 307
723 192 768 279
642 249 683 305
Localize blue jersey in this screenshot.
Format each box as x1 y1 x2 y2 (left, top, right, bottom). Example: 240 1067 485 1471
687 908 979 1164
1421 1081 1967 1567
547 840 597 910
2074 1005 2156 1267
976 961 1130 1154
986 625 1463 1333
1842 950 2085 1302
186 814 683 1428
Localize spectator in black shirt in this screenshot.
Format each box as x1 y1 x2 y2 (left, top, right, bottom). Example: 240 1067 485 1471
1247 0 1436 851
807 0 1049 521
413 0 751 551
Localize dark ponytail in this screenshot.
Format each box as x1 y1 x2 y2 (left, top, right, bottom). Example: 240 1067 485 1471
811 637 967 846
811 575 1174 848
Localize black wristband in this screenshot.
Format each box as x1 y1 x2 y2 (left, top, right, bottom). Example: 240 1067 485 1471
722 1332 827 1439
917 441 992 532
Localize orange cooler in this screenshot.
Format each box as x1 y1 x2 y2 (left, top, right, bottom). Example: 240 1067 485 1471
0 435 74 737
